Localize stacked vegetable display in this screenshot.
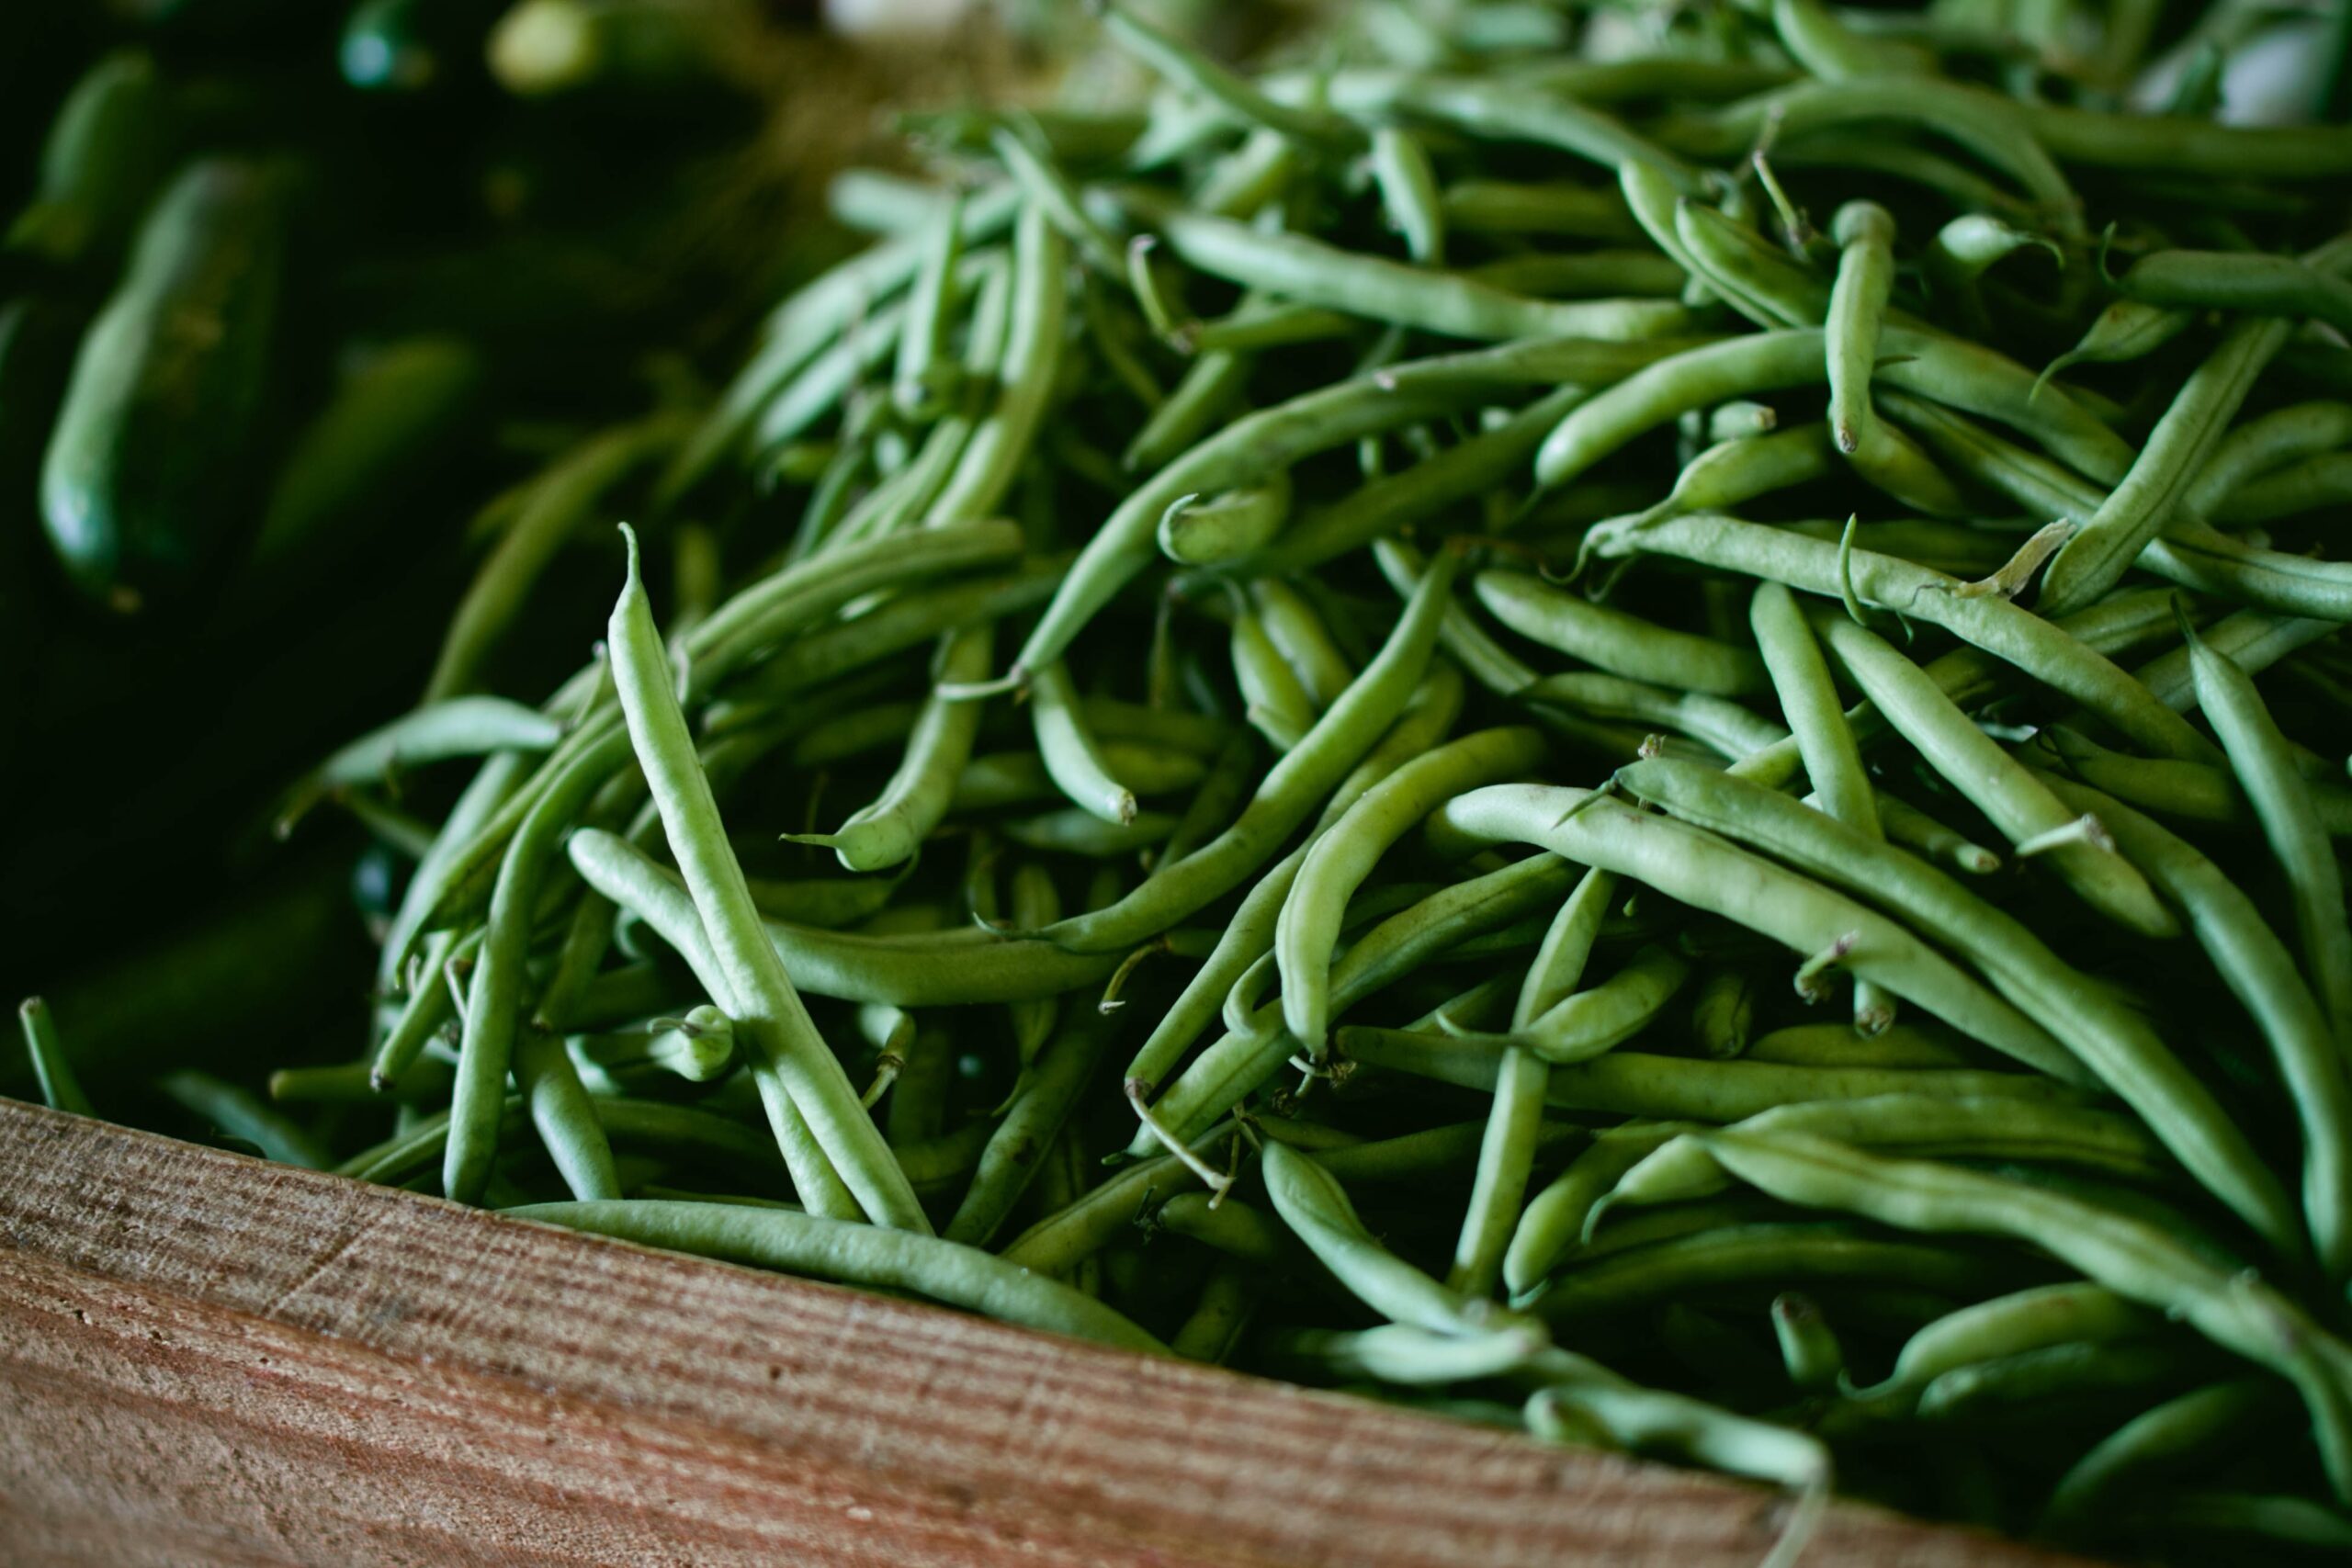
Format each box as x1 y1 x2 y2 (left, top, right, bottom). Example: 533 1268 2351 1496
18 0 2352 1559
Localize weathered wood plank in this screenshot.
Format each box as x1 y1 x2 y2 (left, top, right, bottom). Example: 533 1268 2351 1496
0 1100 2088 1566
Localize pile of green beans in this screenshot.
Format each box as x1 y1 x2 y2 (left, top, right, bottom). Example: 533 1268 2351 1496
24 1 2352 1559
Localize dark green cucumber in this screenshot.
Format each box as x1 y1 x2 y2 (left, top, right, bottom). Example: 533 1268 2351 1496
40 158 287 612
250 333 485 569
0 292 85 806
5 51 173 279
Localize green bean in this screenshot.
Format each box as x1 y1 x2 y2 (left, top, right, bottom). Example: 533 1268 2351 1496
2102 1491 2352 1552
272 1056 452 1105
1852 1281 2154 1404
1124 665 1462 1098
1746 1022 1976 1069
1349 1024 2074 1116
2138 524 2352 625
1750 581 1893 1029
1157 477 1290 566
1614 755 2316 1249
423 415 686 704
1002 807 1174 856
999 861 1060 1066
2042 1379 2284 1528
2041 235 2352 614
1262 1140 1531 1337
1070 697 1228 758
1168 1260 1258 1365
1124 191 1691 344
1865 790 2001 876
1228 598 1315 751
1926 215 2058 294
989 125 1123 276
1000 1119 1240 1277
1124 347 1249 474
946 1012 1111 1247
1038 549 1456 953
1476 569 1768 697
1524 1378 1831 1520
1695 1130 2352 1503
578 1008 737 1084
17 998 88 1116
1026 660 1138 827
1253 385 1584 576
1825 201 1966 515
1341 74 1699 192
2188 400 2352 517
1148 1190 1287 1266
2210 453 2352 526
1767 133 2030 222
1521 671 1782 761
443 717 640 1205
1676 80 2082 232
608 528 922 1232
2115 251 2352 337
890 191 965 414
1534 330 1826 491
1018 336 1688 680
511 1022 622 1201
1600 1095 2166 1231
516 1199 1162 1352
1450 865 1615 1299
572 828 1117 1007
790 703 925 768
2041 773 2352 1278
2036 727 2352 836
1181 299 1357 355
1669 197 1825 330
1437 181 1642 243
1432 784 2086 1082
1501 1126 1712 1297
2039 299 2193 392
716 558 1064 711
1460 253 1685 299
1655 423 1842 518
2135 606 2333 709
794 624 992 872
662 182 1023 501
1248 579 1355 710
2184 627 2352 1056
1270 1321 1549 1385
1453 944 1690 1064
1099 0 1352 148
923 206 1069 525
2042 321 2302 616
1369 126 1443 266
1584 512 2217 762
1280 728 1548 1050
279 696 562 831
1134 852 1580 1159
1915 1339 2211 1427
1770 1292 1845 1395
1813 615 2176 937
1687 967 1757 1060
1532 1221 2020 1326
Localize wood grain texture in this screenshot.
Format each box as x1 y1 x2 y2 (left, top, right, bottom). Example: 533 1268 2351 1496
0 1099 2091 1567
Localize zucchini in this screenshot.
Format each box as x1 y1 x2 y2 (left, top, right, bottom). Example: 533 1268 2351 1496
40 158 287 612
5 51 173 279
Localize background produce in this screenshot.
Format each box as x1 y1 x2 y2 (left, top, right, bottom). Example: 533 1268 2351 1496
8 0 2352 1562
